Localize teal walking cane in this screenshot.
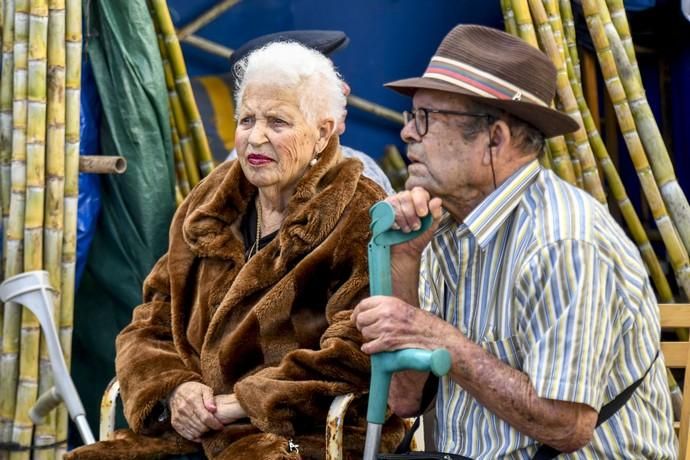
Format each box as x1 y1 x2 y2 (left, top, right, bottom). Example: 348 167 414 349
363 201 452 460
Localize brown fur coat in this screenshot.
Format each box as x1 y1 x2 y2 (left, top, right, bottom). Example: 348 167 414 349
66 138 404 459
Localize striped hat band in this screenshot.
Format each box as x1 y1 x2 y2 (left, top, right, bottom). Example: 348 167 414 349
423 56 547 107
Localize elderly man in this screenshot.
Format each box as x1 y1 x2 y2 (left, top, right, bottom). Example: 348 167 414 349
225 30 395 195
353 24 676 458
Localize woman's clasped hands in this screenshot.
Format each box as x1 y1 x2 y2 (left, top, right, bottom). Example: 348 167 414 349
169 382 248 442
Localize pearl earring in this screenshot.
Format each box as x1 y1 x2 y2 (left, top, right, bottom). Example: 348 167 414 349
309 157 318 167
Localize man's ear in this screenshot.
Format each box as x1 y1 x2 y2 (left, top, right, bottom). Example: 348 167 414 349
482 119 510 166
315 118 336 154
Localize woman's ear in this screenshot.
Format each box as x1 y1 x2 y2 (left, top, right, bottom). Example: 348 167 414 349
314 118 335 154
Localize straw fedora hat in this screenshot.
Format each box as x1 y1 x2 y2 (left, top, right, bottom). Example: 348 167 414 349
385 24 579 137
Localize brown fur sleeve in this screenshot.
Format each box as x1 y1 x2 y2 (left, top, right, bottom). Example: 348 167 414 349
233 180 384 436
115 199 202 435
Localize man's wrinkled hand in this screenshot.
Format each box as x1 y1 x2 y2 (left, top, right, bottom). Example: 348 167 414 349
169 382 224 442
352 295 446 354
387 186 443 258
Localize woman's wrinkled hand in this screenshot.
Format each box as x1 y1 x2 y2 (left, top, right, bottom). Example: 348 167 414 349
169 382 224 442
214 393 248 425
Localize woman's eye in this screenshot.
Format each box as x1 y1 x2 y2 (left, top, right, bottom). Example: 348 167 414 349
269 117 287 127
239 116 254 126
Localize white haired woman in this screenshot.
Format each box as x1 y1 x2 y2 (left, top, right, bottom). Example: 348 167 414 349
65 42 404 460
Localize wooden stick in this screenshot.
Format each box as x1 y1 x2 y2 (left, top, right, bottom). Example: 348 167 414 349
347 94 404 125
181 34 233 59
176 0 240 40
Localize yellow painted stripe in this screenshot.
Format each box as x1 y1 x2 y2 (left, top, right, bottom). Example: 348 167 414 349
198 76 236 150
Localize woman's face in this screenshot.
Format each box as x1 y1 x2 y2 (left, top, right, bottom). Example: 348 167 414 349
235 83 323 194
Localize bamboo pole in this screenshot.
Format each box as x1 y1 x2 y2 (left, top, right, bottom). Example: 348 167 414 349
0 0 16 449
528 0 607 204
176 0 240 40
559 0 581 84
8 0 34 456
554 8 673 302
582 0 690 300
149 0 214 177
596 0 690 256
24 0 52 457
57 0 80 456
510 0 577 185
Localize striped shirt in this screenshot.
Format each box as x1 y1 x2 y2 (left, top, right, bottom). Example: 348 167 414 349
419 160 676 458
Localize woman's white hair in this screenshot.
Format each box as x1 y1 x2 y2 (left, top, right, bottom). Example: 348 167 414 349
233 41 346 129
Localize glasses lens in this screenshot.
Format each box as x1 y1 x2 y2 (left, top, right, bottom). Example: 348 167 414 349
403 110 412 125
416 108 427 136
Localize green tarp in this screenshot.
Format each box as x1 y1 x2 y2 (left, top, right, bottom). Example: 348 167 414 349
71 0 176 435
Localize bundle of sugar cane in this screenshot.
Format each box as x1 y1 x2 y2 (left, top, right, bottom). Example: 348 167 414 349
149 0 214 178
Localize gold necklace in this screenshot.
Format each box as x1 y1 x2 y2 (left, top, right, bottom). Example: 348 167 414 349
252 198 262 258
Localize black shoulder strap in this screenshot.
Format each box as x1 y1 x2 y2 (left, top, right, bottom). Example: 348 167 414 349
394 375 440 454
532 351 659 460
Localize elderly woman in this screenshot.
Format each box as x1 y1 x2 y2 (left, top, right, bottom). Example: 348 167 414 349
67 42 403 460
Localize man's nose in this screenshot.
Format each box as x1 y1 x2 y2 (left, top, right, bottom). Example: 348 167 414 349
401 118 421 144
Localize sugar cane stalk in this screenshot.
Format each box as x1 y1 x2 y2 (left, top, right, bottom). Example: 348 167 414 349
7 0 31 456
559 0 581 84
500 0 518 36
149 0 214 177
157 31 199 187
23 0 52 457
553 2 673 302
596 0 690 256
510 0 577 185
57 0 80 455
582 0 690 300
528 0 607 204
45 0 66 454
604 0 642 83
0 0 16 449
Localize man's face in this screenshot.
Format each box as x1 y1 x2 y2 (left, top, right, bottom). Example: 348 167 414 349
402 89 491 202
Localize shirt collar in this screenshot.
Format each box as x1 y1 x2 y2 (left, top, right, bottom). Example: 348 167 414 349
462 159 541 249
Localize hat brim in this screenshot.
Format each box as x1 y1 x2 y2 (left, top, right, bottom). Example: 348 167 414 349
385 77 579 138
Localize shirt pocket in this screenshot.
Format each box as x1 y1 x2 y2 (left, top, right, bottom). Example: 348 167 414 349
480 334 525 369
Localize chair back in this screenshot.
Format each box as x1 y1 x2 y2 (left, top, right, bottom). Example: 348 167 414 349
660 303 690 459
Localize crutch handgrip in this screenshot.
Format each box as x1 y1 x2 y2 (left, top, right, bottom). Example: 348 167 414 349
366 348 451 425
30 386 62 424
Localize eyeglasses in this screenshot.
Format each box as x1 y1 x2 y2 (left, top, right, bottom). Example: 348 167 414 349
402 108 492 137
